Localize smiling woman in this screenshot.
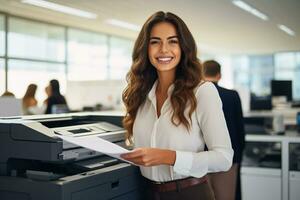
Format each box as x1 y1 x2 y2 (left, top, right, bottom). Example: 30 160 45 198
121 11 233 200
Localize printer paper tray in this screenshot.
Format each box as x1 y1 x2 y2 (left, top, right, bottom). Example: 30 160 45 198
72 156 120 170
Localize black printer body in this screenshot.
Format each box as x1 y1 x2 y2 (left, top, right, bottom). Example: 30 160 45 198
0 113 145 200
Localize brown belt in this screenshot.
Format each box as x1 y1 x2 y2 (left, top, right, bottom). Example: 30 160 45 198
148 176 208 193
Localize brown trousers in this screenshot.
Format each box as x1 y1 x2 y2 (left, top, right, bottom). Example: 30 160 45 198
208 163 238 200
146 181 215 200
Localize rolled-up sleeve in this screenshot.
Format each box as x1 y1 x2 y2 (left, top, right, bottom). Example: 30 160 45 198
173 82 233 177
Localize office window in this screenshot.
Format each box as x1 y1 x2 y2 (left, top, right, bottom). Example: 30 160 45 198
274 52 296 70
232 55 250 89
109 37 133 80
7 59 66 103
8 17 65 62
232 55 274 96
248 55 274 96
67 28 108 80
0 14 5 56
274 52 295 79
0 59 4 95
296 53 300 99
275 52 300 99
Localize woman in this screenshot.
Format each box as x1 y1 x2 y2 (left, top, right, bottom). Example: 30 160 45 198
22 84 38 115
121 11 233 200
45 79 68 114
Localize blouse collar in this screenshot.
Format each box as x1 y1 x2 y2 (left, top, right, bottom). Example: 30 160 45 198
147 80 175 102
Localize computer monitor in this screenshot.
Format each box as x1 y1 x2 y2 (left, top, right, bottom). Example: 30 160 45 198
271 80 292 101
250 94 272 110
51 104 69 114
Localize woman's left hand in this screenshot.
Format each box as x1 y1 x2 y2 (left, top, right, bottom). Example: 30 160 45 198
121 148 176 167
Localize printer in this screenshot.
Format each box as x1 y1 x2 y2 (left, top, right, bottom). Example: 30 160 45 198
0 113 145 200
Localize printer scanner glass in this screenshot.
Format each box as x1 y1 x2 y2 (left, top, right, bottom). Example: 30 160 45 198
69 128 91 134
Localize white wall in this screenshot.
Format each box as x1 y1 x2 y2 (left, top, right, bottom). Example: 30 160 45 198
66 80 126 111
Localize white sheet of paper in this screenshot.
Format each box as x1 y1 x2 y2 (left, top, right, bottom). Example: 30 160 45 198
57 134 133 164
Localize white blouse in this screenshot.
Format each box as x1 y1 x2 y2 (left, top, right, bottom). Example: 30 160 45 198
133 81 233 182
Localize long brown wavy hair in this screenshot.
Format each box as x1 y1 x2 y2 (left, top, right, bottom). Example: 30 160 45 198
122 11 203 143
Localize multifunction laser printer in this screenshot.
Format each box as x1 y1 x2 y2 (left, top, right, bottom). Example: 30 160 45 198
0 113 145 200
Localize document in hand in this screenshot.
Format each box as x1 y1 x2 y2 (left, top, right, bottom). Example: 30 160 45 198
57 134 133 164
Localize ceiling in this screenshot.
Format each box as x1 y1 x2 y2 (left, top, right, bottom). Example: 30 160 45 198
0 0 299 54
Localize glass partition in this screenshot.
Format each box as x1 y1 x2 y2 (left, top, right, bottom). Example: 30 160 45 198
8 17 65 62
0 59 4 95
67 28 108 80
108 36 133 80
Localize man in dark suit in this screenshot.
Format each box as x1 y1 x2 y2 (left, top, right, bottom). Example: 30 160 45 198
203 60 245 200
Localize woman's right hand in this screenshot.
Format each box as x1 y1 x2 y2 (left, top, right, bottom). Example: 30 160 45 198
121 148 176 167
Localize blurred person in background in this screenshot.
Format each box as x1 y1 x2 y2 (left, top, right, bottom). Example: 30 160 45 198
45 79 68 114
203 60 245 200
22 84 38 115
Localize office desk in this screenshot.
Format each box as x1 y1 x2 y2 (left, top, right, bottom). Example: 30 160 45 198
242 131 300 200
